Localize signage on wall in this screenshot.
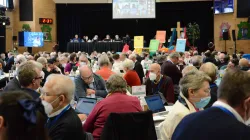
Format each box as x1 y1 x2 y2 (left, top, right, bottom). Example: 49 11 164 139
39 18 53 24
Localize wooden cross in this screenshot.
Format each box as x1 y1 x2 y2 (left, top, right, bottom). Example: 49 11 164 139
171 22 184 39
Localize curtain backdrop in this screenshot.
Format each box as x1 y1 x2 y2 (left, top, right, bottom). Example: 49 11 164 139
56 2 213 52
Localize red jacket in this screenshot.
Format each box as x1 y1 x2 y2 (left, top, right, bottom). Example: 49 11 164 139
123 70 141 87
83 93 142 140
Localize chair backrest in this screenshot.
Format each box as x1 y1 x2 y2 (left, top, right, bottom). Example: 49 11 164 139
100 111 157 140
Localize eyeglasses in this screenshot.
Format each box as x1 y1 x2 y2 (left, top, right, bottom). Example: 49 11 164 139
81 74 93 81
34 76 43 80
204 88 211 94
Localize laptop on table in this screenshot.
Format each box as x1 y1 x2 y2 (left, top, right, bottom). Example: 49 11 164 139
144 94 169 117
75 97 97 115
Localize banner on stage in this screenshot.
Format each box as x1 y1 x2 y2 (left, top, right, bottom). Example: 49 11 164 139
134 36 144 48
156 31 166 43
149 39 160 52
176 39 186 52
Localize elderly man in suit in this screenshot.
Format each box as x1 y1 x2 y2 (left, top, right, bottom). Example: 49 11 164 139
172 69 250 140
74 65 107 101
41 74 86 140
161 52 182 101
129 54 144 84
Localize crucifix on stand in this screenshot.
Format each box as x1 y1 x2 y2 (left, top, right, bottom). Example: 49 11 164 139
171 22 184 39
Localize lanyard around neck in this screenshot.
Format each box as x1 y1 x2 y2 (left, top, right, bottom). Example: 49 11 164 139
46 104 71 128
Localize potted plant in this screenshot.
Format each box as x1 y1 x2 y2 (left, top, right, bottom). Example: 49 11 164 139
22 24 31 32
186 22 200 50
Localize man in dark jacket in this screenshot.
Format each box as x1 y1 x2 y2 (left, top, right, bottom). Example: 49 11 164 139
161 52 182 101
74 65 107 101
41 74 86 140
129 54 144 84
172 69 250 140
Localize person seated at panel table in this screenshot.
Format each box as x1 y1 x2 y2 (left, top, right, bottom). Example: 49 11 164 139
159 71 211 140
82 36 91 42
92 35 99 42
72 34 81 43
145 63 175 104
74 65 108 101
113 35 122 42
103 34 112 42
83 74 142 140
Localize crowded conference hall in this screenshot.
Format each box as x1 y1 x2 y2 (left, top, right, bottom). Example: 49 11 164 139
0 0 250 139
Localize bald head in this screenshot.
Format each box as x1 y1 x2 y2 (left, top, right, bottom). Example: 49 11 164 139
239 58 249 67
79 65 93 84
149 63 161 77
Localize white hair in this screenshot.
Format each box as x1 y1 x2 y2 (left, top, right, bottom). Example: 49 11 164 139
50 52 56 58
37 57 47 66
123 59 135 70
16 54 27 64
129 54 136 60
45 74 75 103
98 54 110 67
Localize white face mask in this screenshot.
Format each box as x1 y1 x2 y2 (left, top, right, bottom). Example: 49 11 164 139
149 72 157 81
80 62 86 66
62 63 67 68
42 97 60 117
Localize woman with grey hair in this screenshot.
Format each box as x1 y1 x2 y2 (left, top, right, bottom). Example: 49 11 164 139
95 54 115 81
159 71 211 140
83 74 142 139
122 59 141 87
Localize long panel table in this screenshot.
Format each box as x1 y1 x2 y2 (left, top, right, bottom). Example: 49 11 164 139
67 42 134 53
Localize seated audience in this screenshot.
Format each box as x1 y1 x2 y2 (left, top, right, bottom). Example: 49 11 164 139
145 63 175 104
123 59 141 87
203 50 217 65
161 52 182 100
79 53 90 67
159 71 211 140
141 53 153 69
191 55 203 69
129 54 144 84
217 53 228 68
37 57 49 86
64 53 77 75
18 61 42 99
172 69 250 140
95 54 115 81
47 58 61 74
199 62 218 108
4 52 14 72
181 66 198 76
74 65 107 100
83 74 142 140
15 54 27 69
239 58 250 71
112 54 123 74
227 58 239 69
0 91 48 140
41 74 86 140
119 53 127 62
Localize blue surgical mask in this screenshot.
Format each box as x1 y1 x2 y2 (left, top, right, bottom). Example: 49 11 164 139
194 96 211 109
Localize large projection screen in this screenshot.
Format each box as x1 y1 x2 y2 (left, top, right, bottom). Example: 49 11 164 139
113 0 156 19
